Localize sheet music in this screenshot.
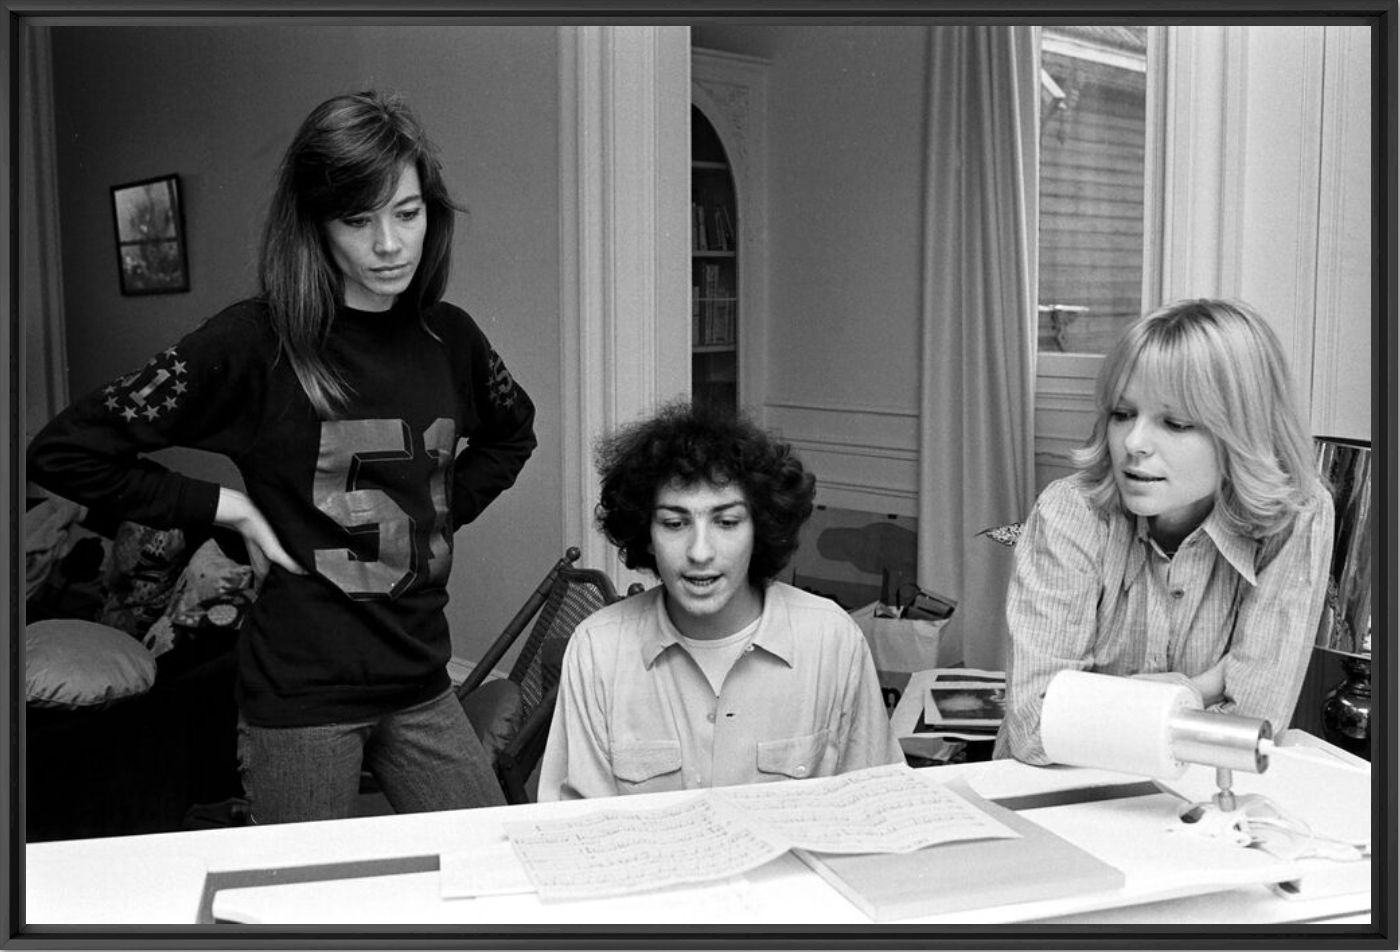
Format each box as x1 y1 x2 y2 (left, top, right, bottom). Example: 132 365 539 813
488 764 1019 901
715 762 1019 854
503 795 791 901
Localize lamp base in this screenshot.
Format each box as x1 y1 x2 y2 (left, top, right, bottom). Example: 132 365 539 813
1321 655 1371 760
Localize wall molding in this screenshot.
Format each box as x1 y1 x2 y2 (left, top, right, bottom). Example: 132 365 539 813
558 26 690 588
765 397 919 419
766 401 919 516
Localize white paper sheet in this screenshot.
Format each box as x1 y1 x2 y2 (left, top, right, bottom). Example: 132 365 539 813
716 762 1019 854
439 839 536 899
493 763 1020 901
503 795 791 901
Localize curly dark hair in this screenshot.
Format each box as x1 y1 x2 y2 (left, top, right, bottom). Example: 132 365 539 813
594 400 817 586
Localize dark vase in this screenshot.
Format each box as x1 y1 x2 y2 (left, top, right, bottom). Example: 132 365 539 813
1312 437 1372 760
1321 655 1371 759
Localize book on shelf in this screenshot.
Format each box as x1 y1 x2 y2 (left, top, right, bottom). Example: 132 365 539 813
713 204 734 251
692 201 709 251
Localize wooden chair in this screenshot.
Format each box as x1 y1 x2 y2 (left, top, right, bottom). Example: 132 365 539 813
456 546 620 803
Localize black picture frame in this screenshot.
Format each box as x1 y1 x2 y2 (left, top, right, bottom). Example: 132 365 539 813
109 173 189 295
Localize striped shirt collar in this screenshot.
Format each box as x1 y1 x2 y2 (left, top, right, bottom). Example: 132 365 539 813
1125 504 1259 589
639 584 795 668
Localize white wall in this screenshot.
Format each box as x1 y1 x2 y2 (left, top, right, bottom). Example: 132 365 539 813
731 27 931 518
45 24 564 665
1159 24 1372 443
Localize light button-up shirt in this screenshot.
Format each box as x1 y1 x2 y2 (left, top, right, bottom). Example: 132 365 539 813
995 474 1333 765
539 581 904 800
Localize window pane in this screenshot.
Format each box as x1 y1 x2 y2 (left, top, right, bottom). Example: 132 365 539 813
1038 26 1148 355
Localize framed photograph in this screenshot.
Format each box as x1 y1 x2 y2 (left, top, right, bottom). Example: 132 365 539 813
110 173 189 295
923 681 1007 729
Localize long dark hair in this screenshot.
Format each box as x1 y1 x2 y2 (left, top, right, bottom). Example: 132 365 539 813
258 90 462 417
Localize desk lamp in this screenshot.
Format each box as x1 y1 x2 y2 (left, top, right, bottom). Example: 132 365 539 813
1040 670 1367 859
1040 670 1274 825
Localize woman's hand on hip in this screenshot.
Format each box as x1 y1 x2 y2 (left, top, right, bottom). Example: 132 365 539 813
215 487 305 579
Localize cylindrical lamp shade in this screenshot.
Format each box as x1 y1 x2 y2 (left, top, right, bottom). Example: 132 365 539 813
1041 671 1272 779
1314 438 1371 657
1041 671 1197 779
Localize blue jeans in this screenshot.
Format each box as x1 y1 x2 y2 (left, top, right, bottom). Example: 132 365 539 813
236 687 505 824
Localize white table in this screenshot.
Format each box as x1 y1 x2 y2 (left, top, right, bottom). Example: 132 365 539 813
24 733 1372 930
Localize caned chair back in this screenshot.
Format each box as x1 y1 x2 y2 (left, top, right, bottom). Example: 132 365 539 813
506 563 618 722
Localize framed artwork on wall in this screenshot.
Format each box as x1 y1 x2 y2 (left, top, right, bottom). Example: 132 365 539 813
110 173 189 295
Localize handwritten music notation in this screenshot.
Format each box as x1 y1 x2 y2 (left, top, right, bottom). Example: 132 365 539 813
503 796 791 901
716 762 1016 855
480 764 1019 902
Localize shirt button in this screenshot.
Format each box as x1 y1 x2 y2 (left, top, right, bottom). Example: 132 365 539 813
745 645 755 653
706 711 716 723
793 765 808 777
1171 589 1185 599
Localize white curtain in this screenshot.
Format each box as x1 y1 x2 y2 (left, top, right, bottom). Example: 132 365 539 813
917 25 1038 671
20 24 69 452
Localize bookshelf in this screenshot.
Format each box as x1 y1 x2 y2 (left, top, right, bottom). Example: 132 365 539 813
691 48 767 418
691 105 738 414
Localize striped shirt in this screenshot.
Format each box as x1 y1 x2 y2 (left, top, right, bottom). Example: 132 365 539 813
994 473 1334 765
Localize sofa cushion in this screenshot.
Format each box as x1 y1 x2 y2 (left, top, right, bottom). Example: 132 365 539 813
26 618 157 710
457 678 524 757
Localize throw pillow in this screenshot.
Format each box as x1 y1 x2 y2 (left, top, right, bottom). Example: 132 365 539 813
143 537 258 657
99 522 189 638
457 678 524 758
25 618 157 710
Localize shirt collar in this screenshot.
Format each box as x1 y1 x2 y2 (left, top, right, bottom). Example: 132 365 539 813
639 584 795 668
1123 505 1258 589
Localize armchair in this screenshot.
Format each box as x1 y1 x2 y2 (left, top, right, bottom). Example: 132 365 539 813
456 547 620 803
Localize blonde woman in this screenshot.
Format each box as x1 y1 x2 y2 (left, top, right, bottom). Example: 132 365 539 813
995 299 1334 765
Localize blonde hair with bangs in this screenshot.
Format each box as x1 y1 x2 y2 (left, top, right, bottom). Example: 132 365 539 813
1074 299 1318 541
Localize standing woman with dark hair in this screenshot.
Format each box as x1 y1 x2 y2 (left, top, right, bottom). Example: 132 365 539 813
27 90 536 822
994 299 1333 765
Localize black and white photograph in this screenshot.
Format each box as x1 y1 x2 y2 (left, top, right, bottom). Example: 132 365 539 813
110 173 189 295
924 683 1007 729
5 3 1391 948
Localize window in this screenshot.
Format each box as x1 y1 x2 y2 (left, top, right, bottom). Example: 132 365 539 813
1033 25 1156 491
1037 25 1150 355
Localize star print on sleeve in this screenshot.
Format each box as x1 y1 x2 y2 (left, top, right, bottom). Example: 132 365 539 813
485 347 521 410
102 347 190 425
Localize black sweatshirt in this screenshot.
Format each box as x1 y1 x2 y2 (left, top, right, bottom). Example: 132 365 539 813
27 297 537 726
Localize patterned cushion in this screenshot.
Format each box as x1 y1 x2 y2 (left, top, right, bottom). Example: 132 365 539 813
976 522 1024 547
142 537 257 656
98 523 188 637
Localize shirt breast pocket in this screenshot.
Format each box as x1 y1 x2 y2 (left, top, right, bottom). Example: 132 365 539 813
612 740 684 794
755 728 831 780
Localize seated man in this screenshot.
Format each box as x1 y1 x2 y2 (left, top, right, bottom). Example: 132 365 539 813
538 400 903 800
